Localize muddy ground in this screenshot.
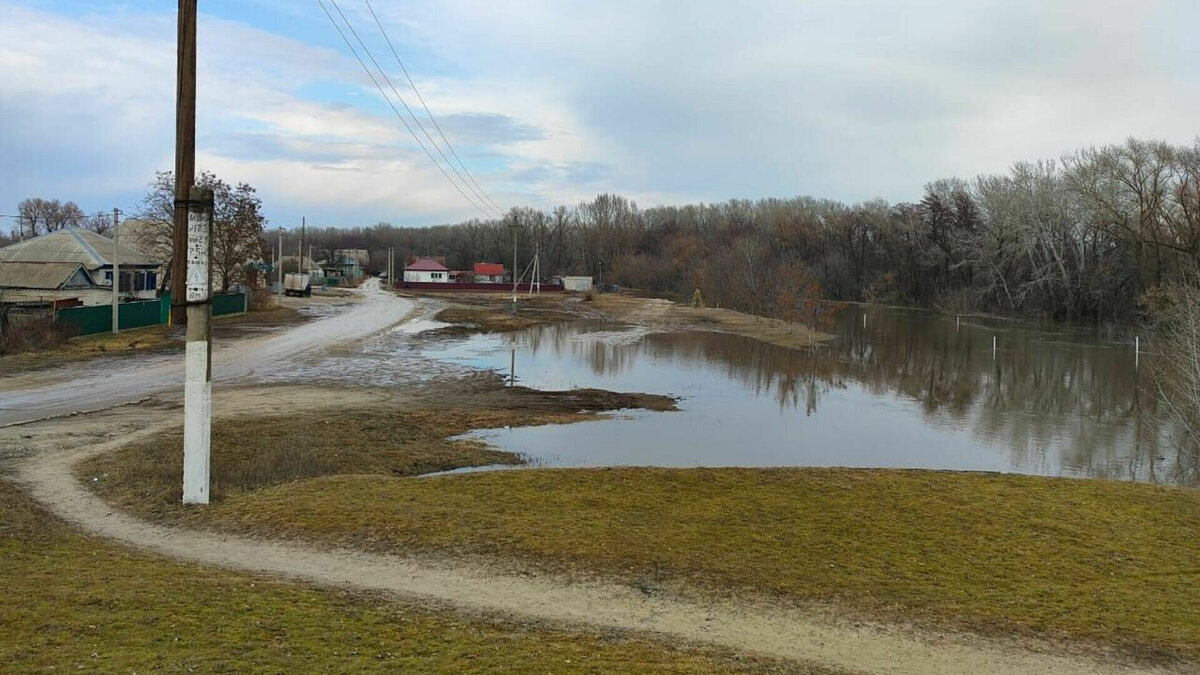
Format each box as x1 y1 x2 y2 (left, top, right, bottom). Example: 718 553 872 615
406 290 830 348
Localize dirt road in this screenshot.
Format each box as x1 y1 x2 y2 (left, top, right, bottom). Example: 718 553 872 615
0 279 413 427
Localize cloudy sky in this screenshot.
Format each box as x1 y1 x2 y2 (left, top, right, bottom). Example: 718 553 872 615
1 0 1197 229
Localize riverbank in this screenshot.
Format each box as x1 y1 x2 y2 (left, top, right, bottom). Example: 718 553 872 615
407 290 831 348
68 392 1200 667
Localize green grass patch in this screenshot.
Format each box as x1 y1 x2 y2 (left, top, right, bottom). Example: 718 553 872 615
0 482 813 673
181 468 1200 661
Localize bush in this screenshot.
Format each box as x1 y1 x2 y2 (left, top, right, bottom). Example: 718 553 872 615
247 287 276 311
0 315 76 356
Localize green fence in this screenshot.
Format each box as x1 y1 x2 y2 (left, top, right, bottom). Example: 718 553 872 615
212 293 247 317
56 292 247 337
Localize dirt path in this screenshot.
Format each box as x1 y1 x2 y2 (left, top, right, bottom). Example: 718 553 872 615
4 397 1178 675
0 279 414 427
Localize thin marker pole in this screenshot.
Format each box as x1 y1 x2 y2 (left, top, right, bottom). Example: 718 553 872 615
111 209 120 334
1135 336 1140 370
993 335 997 360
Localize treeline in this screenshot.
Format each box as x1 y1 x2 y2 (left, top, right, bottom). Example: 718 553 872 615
301 138 1200 323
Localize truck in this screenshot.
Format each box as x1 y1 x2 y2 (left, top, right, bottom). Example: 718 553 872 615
284 273 312 297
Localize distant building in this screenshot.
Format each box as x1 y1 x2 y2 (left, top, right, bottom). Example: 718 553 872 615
404 257 450 282
0 228 163 302
558 276 594 292
471 262 506 283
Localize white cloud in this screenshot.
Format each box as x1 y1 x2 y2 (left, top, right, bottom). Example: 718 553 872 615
1 0 1198 228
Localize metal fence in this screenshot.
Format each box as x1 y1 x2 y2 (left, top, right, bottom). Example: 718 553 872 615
54 292 247 337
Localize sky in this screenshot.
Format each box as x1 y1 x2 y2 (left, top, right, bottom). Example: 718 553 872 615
1 0 1198 230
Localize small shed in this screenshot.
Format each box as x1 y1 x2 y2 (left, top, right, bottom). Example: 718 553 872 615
559 276 594 292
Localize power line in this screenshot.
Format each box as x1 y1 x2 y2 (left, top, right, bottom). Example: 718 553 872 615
315 0 499 220
329 0 503 218
363 0 506 215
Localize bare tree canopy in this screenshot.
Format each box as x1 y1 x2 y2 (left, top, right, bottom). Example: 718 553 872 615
136 170 268 293
15 198 87 237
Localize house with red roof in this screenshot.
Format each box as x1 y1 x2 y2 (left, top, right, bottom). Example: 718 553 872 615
472 262 506 283
403 257 450 283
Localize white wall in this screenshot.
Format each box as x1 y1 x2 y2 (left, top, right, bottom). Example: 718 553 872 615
403 270 449 283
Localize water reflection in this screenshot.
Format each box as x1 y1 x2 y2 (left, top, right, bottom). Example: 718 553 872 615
423 306 1192 485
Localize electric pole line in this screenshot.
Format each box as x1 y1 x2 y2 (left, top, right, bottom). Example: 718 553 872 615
171 0 197 326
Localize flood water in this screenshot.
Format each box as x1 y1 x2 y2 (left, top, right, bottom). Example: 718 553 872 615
420 305 1197 485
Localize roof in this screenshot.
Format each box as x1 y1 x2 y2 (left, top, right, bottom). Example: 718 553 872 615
0 228 162 269
406 257 449 272
0 262 97 290
473 262 505 276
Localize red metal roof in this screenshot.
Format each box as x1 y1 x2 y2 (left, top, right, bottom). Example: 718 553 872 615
473 262 504 276
406 257 449 272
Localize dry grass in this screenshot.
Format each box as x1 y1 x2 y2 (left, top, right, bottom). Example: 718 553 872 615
0 323 179 374
0 482 815 674
78 390 675 522
148 467 1200 663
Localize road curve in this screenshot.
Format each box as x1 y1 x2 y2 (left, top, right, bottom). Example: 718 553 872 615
0 279 413 427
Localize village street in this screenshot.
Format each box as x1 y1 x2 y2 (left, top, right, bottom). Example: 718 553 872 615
0 279 414 427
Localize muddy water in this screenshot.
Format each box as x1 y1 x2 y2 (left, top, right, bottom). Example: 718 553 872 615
420 305 1193 485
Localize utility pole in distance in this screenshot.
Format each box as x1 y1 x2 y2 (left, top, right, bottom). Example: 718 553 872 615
171 0 198 326
111 208 120 334
182 186 214 504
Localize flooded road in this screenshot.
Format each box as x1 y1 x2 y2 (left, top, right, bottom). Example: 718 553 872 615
418 305 1190 484
0 280 413 426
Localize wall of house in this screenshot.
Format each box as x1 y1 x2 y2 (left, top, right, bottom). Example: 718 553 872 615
403 270 449 282
0 288 113 306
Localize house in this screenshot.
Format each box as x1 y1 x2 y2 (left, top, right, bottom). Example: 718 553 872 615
0 261 110 306
471 262 506 283
321 250 367 282
404 257 450 282
0 228 163 302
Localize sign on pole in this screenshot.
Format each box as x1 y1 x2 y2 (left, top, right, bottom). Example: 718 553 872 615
182 187 214 505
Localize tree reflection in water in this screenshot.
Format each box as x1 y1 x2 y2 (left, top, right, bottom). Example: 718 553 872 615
498 306 1191 485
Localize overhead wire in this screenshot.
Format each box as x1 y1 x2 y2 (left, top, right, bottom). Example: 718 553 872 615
315 0 500 220
325 0 504 219
362 0 506 215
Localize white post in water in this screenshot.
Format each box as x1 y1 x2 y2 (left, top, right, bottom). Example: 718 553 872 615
957 315 960 331
182 186 214 505
1136 335 1140 370
993 335 997 360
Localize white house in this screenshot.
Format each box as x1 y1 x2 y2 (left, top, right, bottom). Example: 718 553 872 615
404 257 450 282
0 228 163 302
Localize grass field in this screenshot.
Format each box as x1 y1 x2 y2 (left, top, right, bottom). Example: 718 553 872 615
91 463 1200 663
0 482 817 674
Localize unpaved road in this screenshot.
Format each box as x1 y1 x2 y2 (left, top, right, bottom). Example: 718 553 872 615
0 279 413 427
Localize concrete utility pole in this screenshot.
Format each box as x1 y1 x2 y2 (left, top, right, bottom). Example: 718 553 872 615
111 208 120 334
182 186 214 505
171 0 198 326
299 217 305 273
510 221 520 303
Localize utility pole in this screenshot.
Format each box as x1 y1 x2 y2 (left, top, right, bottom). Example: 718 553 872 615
277 228 283 304
182 186 214 504
299 217 306 273
510 221 520 304
171 0 198 325
111 208 120 334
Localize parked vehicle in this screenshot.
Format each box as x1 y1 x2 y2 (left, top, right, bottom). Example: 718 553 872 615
284 273 312 297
